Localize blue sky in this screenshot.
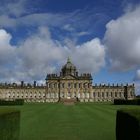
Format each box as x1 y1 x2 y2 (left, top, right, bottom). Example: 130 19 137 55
0 0 140 94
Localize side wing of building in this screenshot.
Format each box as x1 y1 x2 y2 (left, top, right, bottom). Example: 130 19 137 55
0 85 46 102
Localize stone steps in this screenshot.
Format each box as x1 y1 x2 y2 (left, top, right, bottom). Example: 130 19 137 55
60 98 78 105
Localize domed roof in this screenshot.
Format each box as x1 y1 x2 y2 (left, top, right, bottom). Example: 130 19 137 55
62 57 76 70
60 57 77 76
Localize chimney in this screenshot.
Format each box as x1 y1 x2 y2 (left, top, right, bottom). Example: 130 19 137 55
21 81 24 87
34 81 36 87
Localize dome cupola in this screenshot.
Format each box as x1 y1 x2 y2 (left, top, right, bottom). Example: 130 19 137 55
61 57 78 76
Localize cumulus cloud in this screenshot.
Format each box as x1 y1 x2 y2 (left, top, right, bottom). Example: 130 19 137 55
0 29 16 65
0 28 105 82
17 27 66 79
104 6 140 71
71 38 105 73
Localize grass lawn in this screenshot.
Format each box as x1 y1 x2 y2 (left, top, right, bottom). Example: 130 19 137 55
0 103 139 140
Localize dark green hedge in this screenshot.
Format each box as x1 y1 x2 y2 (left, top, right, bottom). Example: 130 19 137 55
0 99 24 106
0 109 20 140
116 109 140 140
114 99 140 105
137 98 140 105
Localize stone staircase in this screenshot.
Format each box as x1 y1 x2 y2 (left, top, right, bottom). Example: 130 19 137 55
60 98 78 105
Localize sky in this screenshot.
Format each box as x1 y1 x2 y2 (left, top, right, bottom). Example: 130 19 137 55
0 0 140 94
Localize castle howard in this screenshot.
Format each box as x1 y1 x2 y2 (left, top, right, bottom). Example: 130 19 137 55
0 58 135 102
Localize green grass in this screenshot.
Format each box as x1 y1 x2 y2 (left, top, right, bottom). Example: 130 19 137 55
0 103 139 140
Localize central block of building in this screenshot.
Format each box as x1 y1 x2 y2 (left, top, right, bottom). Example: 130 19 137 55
46 58 92 102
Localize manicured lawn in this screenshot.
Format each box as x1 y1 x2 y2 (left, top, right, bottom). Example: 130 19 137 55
0 103 139 140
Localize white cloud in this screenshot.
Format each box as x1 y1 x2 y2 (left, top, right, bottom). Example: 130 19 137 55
77 31 90 36
0 29 11 45
17 27 66 79
0 6 107 39
71 38 105 73
0 0 27 17
0 12 77 28
134 69 140 81
104 6 140 71
63 24 75 32
135 82 140 95
0 29 16 64
0 28 105 82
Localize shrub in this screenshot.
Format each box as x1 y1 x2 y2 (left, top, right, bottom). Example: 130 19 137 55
114 99 140 105
136 98 140 105
15 99 24 105
0 99 24 106
116 109 140 140
0 109 20 140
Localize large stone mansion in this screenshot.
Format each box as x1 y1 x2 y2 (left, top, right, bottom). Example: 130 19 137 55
0 58 135 102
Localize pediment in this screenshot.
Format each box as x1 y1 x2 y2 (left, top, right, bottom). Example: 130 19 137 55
61 75 77 80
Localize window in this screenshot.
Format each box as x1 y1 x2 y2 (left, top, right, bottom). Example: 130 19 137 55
130 91 133 96
115 92 117 97
54 83 57 88
106 92 108 97
68 83 71 88
119 92 122 97
74 83 77 88
52 83 54 88
61 92 64 97
83 83 86 88
62 83 65 88
102 92 104 97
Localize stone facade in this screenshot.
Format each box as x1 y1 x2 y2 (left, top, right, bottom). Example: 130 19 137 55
0 58 135 102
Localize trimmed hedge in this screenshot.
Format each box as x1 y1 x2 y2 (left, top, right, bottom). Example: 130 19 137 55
0 99 24 106
0 109 20 140
137 98 140 105
116 109 140 140
114 99 140 105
